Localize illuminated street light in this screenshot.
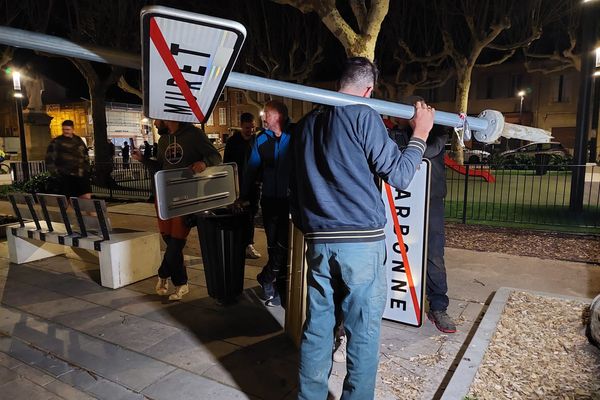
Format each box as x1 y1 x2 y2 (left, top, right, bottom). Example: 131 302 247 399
517 90 526 124
11 70 29 181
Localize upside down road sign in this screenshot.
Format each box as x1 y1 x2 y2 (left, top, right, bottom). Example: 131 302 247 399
382 160 430 327
141 6 246 124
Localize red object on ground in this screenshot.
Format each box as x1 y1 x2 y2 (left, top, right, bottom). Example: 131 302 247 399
444 154 496 183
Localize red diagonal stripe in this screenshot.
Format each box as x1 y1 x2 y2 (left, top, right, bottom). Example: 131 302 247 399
150 17 205 122
385 183 422 325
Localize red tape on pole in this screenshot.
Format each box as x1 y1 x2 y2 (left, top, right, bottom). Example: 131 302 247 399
384 182 421 325
149 17 205 122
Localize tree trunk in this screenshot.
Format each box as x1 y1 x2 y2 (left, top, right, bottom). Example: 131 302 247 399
452 68 473 165
347 38 376 60
89 87 112 187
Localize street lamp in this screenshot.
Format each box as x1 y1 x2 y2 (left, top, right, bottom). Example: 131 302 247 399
12 70 29 182
517 90 526 124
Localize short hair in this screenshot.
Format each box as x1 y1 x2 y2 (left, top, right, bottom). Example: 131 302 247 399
264 100 289 122
62 120 74 127
240 112 255 124
339 57 379 90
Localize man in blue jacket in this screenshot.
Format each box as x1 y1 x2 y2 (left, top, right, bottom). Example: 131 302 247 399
241 100 291 307
290 57 435 400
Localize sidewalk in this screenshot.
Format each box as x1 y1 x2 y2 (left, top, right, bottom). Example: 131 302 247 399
0 201 598 399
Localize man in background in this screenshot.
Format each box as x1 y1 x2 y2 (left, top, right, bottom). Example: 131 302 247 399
133 119 221 301
45 120 92 200
224 112 261 259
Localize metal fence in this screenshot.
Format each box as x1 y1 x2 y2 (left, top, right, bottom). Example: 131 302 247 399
9 160 153 200
7 160 600 231
445 163 600 230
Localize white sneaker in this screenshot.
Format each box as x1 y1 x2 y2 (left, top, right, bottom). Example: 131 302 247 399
333 335 347 363
155 277 168 296
245 244 261 259
168 284 189 301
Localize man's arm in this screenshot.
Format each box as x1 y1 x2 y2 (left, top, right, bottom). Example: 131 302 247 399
195 130 222 167
240 136 262 199
362 108 431 190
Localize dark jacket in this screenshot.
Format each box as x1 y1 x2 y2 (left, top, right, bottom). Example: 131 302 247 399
242 129 291 200
389 124 448 199
290 104 426 243
144 124 221 171
223 131 255 189
45 134 90 177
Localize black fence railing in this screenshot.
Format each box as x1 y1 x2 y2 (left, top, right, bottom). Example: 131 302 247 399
7 160 600 231
10 160 153 201
91 161 153 200
445 163 600 230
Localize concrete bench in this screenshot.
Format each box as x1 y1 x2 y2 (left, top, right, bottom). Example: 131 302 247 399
7 193 161 289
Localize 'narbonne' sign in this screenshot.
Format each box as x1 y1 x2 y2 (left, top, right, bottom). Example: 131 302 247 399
141 6 246 124
382 160 430 327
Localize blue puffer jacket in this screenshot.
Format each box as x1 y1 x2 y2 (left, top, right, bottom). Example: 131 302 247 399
242 129 291 199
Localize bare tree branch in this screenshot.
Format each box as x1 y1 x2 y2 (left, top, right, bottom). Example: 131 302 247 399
476 49 517 68
350 0 368 32
117 76 142 99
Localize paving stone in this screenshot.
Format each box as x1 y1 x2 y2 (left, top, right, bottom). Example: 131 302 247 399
43 379 97 400
143 369 250 400
0 376 60 400
12 362 57 386
144 330 240 375
0 350 22 369
0 279 65 308
60 369 145 400
52 306 125 331
2 312 175 392
0 336 51 368
459 301 486 322
201 336 298 400
18 296 98 321
88 313 181 352
0 364 19 384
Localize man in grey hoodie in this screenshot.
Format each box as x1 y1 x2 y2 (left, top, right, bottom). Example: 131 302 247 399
133 119 221 300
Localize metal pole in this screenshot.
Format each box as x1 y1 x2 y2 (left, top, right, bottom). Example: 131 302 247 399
15 97 29 182
569 1 599 212
0 25 487 130
0 25 551 143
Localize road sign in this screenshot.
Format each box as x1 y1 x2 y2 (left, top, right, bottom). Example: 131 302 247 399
382 160 430 327
141 6 246 124
154 163 239 220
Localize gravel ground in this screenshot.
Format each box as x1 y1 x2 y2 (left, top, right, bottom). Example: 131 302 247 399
445 223 600 265
468 291 600 400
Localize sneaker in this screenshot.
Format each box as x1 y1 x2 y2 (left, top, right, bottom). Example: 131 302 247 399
168 284 189 301
257 272 275 301
428 310 457 333
265 293 281 307
333 335 347 363
155 277 168 296
246 244 261 259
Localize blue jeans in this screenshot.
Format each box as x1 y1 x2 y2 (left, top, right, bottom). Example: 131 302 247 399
298 240 387 400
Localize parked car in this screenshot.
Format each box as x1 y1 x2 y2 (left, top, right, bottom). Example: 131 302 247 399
445 144 490 164
499 142 569 161
464 149 491 164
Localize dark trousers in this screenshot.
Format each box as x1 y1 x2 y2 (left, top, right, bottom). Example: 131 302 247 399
155 203 191 286
426 198 449 311
158 235 188 286
260 197 289 285
245 184 260 245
